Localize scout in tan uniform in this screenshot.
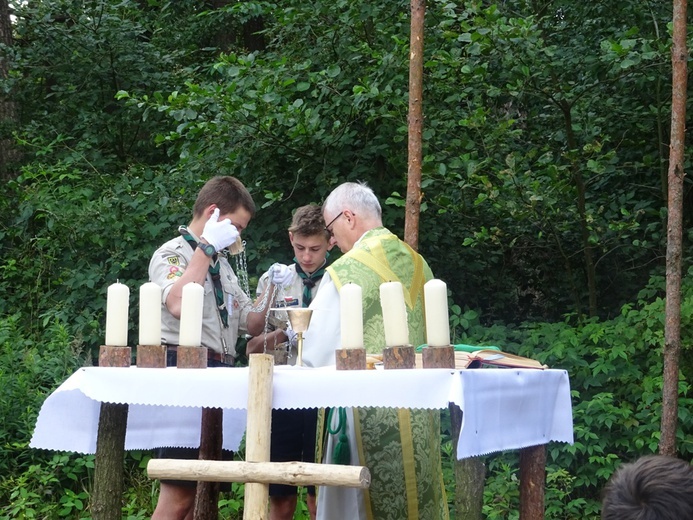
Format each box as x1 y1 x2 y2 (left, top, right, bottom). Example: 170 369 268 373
148 175 293 520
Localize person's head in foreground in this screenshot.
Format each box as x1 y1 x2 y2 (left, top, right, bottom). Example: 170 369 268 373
601 454 693 520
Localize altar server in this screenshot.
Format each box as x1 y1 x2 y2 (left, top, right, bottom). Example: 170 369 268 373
247 204 333 520
148 175 292 520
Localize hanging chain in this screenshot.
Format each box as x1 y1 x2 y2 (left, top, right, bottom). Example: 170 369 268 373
231 240 251 298
249 281 291 354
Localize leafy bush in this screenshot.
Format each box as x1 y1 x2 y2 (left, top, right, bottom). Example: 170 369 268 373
0 313 88 516
451 268 693 519
0 164 199 357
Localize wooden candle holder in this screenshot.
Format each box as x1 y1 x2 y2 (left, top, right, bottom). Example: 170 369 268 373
136 345 167 368
176 346 208 368
98 345 132 367
421 345 455 369
383 345 415 369
335 348 367 370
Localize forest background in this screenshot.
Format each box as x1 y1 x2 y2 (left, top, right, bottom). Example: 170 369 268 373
1 1 692 518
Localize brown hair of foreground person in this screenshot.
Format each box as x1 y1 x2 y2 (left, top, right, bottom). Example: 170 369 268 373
601 455 693 520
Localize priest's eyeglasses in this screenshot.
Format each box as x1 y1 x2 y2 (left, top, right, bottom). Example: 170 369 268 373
324 211 344 237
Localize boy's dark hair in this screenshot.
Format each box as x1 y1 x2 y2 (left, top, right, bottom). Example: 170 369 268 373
192 176 256 218
289 204 330 240
602 455 693 520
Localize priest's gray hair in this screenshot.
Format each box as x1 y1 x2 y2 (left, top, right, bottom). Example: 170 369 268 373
323 181 382 221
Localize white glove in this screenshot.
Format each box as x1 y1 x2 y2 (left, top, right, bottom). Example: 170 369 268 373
269 263 293 288
285 326 298 348
201 208 240 251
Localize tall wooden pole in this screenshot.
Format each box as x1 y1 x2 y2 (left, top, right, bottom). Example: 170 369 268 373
660 0 687 456
243 354 274 519
404 0 425 250
0 0 20 180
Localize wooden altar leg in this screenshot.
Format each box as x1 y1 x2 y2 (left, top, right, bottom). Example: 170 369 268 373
519 444 546 520
173 346 221 520
423 346 485 519
92 402 129 519
194 408 224 520
92 346 131 520
243 354 274 520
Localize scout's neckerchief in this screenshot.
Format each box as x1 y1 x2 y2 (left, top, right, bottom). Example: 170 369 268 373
178 226 229 328
294 255 329 307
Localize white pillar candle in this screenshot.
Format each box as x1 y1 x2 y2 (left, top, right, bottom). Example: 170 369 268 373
139 282 162 346
424 279 451 347
179 282 204 347
379 281 409 347
340 283 364 349
105 282 130 346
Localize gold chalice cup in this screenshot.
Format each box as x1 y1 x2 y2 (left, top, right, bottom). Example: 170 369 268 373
285 308 313 366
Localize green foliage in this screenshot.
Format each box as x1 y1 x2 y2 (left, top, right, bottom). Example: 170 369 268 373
2 0 693 518
1 164 197 356
0 313 90 517
7 0 215 170
415 0 671 322
5 0 682 324
453 268 693 519
0 315 85 475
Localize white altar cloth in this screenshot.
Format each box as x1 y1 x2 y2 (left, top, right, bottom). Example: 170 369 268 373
30 365 574 459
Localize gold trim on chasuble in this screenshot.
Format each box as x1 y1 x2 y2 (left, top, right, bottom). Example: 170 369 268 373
327 233 425 310
399 408 420 519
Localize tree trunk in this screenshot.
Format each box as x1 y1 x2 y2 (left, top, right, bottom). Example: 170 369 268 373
562 100 598 317
0 0 20 180
449 404 485 519
404 0 425 251
209 0 265 52
660 0 687 456
91 403 128 520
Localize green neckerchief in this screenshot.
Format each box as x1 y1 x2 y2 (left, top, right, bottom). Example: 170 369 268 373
293 256 328 307
178 226 228 328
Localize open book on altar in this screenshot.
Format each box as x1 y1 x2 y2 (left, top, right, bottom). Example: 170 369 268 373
364 346 548 370
407 343 547 370
451 349 547 369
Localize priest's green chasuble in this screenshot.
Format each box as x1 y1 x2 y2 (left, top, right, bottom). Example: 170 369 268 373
325 227 449 520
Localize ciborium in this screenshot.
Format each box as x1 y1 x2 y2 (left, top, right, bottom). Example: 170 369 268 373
283 308 313 366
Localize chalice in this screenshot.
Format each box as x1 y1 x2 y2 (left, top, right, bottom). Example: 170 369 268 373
283 308 313 366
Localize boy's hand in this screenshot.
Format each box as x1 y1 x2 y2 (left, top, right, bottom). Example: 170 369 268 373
201 208 240 251
270 263 293 288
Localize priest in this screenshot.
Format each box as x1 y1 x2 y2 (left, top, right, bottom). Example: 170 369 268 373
302 181 449 520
